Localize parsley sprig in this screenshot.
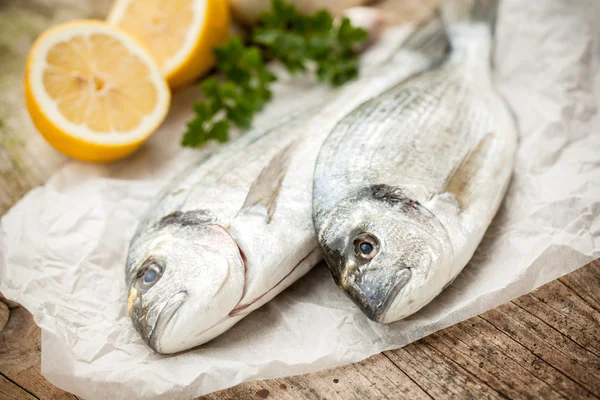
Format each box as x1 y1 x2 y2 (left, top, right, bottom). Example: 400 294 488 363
182 0 367 148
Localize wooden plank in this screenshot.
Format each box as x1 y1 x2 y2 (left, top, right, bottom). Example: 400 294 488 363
0 374 38 400
424 326 565 399
0 301 79 400
460 316 596 399
505 301 600 378
383 342 502 399
329 354 432 399
480 304 600 397
204 353 434 400
559 262 600 312
0 301 8 332
515 289 600 355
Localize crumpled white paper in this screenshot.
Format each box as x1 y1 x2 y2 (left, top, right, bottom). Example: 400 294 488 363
1 1 599 399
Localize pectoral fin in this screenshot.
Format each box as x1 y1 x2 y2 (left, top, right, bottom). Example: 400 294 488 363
239 142 297 222
442 132 495 210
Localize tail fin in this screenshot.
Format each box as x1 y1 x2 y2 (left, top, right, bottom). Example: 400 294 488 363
439 0 498 66
440 0 498 28
472 0 499 28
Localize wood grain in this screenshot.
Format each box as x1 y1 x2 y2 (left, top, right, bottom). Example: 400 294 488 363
4 263 595 400
0 296 79 400
201 262 600 400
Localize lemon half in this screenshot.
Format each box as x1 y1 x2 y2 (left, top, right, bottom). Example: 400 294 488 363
25 20 171 162
108 0 230 89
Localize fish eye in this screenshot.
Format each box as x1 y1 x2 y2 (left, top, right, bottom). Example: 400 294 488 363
353 234 379 261
138 260 163 288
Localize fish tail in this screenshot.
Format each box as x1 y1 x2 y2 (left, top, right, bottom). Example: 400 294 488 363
471 0 499 28
440 0 498 68
441 0 498 28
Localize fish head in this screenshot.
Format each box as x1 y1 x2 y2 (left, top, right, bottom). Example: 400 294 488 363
316 184 452 323
126 211 245 354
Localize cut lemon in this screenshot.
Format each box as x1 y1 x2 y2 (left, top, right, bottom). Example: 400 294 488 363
108 0 230 89
25 20 171 163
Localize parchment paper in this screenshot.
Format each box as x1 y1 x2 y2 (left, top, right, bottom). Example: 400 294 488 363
1 1 599 399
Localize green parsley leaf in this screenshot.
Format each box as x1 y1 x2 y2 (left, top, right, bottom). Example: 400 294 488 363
182 0 368 148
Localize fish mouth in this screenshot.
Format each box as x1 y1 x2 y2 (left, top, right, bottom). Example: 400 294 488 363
148 291 188 354
346 267 412 322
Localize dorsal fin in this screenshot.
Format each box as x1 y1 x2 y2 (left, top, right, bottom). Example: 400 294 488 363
238 141 297 222
442 132 495 209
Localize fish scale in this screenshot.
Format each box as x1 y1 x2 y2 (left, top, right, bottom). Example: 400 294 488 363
322 64 488 203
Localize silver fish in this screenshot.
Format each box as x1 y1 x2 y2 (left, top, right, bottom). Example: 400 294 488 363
312 0 518 323
125 19 449 354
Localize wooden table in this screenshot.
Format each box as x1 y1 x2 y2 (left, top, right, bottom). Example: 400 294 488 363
2 264 599 400
1 1 599 399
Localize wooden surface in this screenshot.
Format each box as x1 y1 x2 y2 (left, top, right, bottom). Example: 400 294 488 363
1 262 598 400
1 0 599 399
